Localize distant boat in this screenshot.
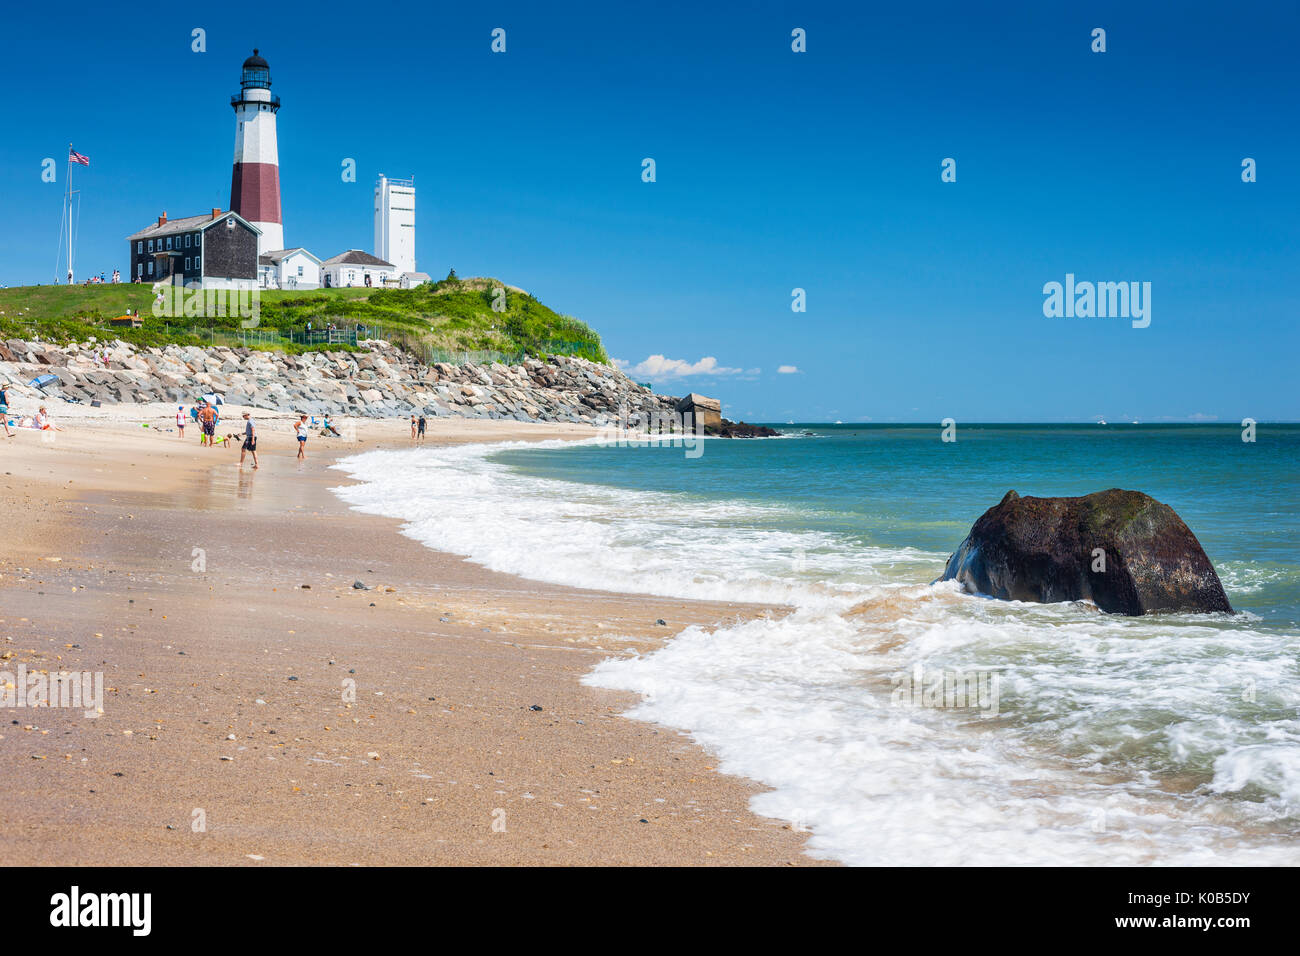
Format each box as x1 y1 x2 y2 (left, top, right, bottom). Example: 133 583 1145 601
1098 419 1107 425
835 420 843 425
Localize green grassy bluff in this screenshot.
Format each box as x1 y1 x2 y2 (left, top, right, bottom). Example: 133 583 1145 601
0 272 608 364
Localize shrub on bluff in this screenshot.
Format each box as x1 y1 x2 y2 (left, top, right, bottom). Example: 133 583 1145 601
938 489 1232 615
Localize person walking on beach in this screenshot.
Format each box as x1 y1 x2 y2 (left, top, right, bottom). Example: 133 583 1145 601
0 384 12 438
417 414 426 441
410 415 418 439
295 414 308 459
175 405 186 439
239 412 258 469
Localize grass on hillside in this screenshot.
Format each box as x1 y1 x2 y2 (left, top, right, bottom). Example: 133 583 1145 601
0 272 608 363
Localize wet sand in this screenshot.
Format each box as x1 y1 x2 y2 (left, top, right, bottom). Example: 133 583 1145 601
0 408 826 865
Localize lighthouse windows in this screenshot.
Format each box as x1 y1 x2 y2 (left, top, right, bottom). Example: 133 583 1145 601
137 241 143 253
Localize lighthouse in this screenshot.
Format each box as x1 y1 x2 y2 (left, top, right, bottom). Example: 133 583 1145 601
229 49 283 255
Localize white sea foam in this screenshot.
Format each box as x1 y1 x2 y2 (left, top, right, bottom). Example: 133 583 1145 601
1217 560 1298 594
333 441 1300 865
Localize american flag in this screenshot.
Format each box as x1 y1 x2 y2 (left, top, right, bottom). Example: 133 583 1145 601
69 149 90 166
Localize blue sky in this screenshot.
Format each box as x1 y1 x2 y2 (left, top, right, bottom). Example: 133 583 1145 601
1 1 1296 421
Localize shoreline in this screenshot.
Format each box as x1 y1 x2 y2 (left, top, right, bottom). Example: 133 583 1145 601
0 408 828 865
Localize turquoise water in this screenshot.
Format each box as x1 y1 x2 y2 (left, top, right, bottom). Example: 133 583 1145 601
336 423 1300 864
495 424 1300 626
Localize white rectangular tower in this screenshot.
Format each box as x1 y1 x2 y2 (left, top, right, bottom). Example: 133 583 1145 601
374 175 415 274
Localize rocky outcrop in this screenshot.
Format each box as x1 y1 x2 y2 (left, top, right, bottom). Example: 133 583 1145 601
939 489 1232 616
705 419 780 438
0 338 678 427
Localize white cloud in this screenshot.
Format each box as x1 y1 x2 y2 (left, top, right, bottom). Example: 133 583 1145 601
777 365 800 374
613 354 744 380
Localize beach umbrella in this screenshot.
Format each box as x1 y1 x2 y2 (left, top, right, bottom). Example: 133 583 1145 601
28 373 60 390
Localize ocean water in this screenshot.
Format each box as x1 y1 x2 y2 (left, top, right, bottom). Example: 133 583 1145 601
333 424 1300 865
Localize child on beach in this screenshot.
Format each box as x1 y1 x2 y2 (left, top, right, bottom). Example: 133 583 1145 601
295 414 308 459
176 406 186 438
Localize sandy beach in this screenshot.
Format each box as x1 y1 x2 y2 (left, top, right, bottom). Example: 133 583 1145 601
0 403 825 866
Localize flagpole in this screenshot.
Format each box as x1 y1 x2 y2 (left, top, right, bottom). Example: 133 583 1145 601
65 143 73 284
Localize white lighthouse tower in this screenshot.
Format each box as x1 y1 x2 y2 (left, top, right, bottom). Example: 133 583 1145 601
230 49 283 255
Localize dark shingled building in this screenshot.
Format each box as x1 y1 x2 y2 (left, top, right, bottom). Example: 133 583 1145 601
126 209 261 289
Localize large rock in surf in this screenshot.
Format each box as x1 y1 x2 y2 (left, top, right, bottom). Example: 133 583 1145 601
939 489 1232 616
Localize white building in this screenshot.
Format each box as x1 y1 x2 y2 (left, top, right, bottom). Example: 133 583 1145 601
259 248 321 289
320 250 399 289
374 175 421 283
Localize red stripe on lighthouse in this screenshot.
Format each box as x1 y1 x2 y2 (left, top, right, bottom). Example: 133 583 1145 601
230 163 282 224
